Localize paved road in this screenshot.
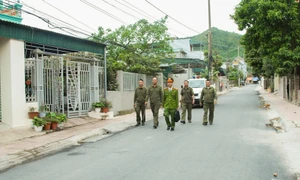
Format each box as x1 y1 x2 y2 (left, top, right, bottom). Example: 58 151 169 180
0 85 294 180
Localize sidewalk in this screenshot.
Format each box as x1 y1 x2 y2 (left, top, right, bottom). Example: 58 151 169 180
0 89 230 172
257 85 300 175
0 109 163 172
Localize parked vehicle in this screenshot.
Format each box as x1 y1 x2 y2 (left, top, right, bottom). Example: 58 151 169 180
188 78 206 107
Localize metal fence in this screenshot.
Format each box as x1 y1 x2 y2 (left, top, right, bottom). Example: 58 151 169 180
117 70 164 91
122 72 146 91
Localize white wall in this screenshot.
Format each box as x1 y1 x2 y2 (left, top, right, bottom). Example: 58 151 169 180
106 91 135 115
0 38 27 127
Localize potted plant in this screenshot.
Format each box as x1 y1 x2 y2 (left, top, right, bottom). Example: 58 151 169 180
32 117 46 132
56 113 67 129
95 98 112 113
39 104 49 118
45 112 59 130
43 120 52 131
92 102 104 113
28 107 39 119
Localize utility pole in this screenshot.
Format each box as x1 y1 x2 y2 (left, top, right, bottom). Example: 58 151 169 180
207 0 212 81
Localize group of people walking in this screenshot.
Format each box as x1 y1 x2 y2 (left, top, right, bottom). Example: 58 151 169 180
133 77 217 131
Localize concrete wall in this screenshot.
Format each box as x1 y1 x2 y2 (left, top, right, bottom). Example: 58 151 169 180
106 91 135 115
0 37 27 127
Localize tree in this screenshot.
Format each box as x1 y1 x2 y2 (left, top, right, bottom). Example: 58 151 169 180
92 17 174 90
231 0 300 78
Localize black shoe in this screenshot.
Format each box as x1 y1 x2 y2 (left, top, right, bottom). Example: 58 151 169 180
135 123 140 127
167 127 170 130
188 120 192 123
209 122 213 125
202 122 208 126
171 128 174 131
142 122 145 126
180 121 185 124
153 126 157 129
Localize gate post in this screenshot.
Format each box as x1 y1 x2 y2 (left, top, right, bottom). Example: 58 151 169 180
35 53 44 108
91 61 100 103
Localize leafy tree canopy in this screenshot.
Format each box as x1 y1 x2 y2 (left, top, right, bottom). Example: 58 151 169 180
92 17 174 75
231 0 300 77
92 17 174 90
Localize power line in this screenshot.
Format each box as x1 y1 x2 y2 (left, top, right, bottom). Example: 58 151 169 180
12 0 93 35
1 1 77 37
145 0 200 34
121 0 157 21
42 0 96 32
116 0 189 37
101 0 139 20
80 0 127 25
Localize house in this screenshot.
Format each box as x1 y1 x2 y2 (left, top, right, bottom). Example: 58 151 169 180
232 56 247 78
160 39 206 78
0 19 106 128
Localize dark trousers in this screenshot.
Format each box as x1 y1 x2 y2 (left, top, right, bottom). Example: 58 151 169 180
203 103 215 123
135 103 145 123
150 103 160 126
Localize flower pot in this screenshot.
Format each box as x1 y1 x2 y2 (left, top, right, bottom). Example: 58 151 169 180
28 112 39 119
58 123 64 130
101 107 109 113
39 112 46 118
51 122 58 130
44 122 51 131
95 108 101 113
34 125 44 132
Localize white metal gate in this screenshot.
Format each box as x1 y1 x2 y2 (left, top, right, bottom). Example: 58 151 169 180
43 57 64 113
66 61 91 118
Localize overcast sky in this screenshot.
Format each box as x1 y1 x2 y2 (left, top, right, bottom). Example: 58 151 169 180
20 0 243 38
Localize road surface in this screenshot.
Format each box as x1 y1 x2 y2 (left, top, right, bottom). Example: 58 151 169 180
0 85 294 180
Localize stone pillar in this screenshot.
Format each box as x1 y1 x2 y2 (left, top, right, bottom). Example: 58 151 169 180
0 38 26 127
116 70 124 91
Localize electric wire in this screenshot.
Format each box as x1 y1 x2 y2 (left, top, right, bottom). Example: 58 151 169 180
120 0 189 37
145 0 200 34
101 0 139 20
80 0 127 25
42 0 96 32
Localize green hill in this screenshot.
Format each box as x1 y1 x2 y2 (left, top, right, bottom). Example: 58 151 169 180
189 27 244 61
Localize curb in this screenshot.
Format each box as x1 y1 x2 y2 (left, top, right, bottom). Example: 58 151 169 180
217 89 231 97
0 128 105 172
0 113 164 172
258 92 290 133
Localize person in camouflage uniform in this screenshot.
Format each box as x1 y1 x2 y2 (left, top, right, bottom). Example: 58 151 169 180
146 77 163 129
200 80 217 125
163 77 179 131
180 80 194 124
134 79 147 126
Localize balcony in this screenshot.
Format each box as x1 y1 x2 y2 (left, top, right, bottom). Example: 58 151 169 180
0 0 22 24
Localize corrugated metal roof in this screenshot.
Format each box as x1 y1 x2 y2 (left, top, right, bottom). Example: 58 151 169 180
0 19 106 55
